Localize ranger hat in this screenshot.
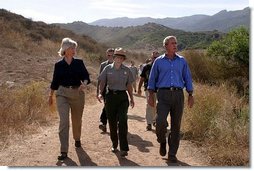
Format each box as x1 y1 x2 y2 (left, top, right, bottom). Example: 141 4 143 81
114 47 126 59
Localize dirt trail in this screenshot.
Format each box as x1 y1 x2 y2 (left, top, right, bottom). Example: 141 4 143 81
0 94 210 166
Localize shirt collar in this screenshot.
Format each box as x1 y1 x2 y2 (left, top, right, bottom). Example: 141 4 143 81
162 53 179 60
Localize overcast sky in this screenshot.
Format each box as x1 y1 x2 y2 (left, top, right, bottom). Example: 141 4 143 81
0 0 250 23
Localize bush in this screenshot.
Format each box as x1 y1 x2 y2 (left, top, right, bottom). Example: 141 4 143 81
207 26 249 77
182 83 249 166
0 81 56 148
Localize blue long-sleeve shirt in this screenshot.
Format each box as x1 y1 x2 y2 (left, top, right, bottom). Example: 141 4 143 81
147 53 193 92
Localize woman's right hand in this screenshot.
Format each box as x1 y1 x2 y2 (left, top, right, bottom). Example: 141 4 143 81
97 94 103 103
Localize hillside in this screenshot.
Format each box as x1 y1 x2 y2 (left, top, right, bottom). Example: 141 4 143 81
89 7 250 33
57 22 223 52
0 9 107 87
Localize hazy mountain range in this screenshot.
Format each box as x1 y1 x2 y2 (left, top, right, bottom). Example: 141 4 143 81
57 21 223 51
89 7 250 33
56 7 249 51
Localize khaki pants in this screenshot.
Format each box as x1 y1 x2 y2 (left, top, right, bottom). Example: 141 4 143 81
132 80 137 92
56 86 85 153
145 90 157 125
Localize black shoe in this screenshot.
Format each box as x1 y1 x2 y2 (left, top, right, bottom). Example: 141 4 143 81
146 124 152 131
152 122 156 127
58 152 67 160
111 147 117 153
120 150 128 157
99 124 107 132
75 141 81 147
159 142 167 156
168 155 178 163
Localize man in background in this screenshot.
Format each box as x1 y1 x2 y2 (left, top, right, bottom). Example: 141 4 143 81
129 60 139 93
96 48 114 132
138 51 160 131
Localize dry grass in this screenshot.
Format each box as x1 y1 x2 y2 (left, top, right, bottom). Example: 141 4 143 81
0 80 98 150
0 81 57 149
182 83 249 166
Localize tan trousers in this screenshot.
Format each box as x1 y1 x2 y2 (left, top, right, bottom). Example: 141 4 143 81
56 86 85 153
132 80 137 91
145 90 157 125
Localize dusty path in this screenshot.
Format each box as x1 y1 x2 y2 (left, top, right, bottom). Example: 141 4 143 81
0 94 210 167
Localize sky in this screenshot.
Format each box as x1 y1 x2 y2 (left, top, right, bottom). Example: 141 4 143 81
0 0 250 24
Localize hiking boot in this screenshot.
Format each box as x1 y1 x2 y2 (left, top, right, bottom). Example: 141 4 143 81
58 152 67 160
99 124 107 132
146 124 152 131
159 142 167 156
75 141 81 148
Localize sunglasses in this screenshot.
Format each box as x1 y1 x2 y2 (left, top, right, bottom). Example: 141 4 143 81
108 49 114 52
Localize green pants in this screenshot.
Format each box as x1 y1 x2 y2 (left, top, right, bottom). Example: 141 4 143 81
105 91 129 151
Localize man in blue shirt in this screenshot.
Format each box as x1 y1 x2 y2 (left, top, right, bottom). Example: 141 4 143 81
147 36 194 163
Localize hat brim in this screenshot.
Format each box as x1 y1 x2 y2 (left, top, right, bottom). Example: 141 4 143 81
114 54 126 58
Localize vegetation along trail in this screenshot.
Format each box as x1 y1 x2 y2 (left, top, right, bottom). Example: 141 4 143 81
0 93 210 166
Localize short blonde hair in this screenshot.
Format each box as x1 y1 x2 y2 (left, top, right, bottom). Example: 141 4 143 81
58 37 77 57
163 36 177 47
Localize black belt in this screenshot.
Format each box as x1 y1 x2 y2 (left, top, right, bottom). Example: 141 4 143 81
159 87 182 91
108 89 126 94
62 85 79 89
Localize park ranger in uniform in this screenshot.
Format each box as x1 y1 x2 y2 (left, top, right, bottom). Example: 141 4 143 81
97 47 135 157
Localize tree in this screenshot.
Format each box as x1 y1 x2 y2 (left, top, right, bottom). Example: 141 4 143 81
207 26 249 68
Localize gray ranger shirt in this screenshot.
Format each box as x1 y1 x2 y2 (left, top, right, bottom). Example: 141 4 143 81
98 63 134 91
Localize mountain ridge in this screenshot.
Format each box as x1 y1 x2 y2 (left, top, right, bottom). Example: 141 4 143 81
89 7 250 33
56 21 223 51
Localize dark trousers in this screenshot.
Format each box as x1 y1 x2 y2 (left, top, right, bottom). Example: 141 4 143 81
105 91 129 151
100 90 107 125
100 107 107 125
156 89 184 156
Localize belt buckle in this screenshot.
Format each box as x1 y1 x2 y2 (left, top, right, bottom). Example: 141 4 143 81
170 87 174 91
113 90 117 94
